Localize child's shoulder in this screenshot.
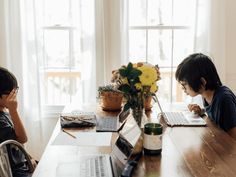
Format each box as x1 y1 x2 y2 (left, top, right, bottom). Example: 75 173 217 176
0 111 10 123
217 86 236 102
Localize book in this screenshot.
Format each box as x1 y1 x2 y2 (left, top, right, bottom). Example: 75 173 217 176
60 112 96 128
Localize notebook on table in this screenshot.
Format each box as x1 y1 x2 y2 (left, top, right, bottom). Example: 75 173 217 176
156 98 206 127
56 116 141 177
96 109 130 132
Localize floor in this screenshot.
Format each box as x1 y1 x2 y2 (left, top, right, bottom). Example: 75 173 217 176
23 117 58 160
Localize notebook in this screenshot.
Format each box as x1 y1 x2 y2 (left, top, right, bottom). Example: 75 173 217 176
96 109 130 132
56 116 141 177
156 98 206 127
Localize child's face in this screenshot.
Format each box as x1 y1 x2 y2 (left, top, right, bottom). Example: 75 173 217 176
179 81 198 97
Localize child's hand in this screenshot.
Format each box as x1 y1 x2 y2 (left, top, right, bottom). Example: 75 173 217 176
5 88 18 112
188 104 202 115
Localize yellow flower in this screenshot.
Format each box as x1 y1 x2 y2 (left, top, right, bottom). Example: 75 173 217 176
135 83 142 90
121 77 128 85
138 65 157 86
150 83 158 93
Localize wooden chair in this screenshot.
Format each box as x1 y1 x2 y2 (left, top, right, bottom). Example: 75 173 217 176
0 140 34 177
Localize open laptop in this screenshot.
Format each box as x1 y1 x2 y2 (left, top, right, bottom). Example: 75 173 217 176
156 98 206 127
96 109 130 132
56 116 141 177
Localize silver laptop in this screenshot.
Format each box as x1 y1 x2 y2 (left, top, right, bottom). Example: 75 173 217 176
56 116 141 177
96 109 130 132
156 98 206 127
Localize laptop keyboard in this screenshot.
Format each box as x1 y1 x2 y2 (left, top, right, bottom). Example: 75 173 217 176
96 117 117 131
80 155 109 177
165 112 189 125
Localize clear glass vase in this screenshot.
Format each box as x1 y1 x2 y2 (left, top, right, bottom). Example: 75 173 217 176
131 107 148 155
131 107 147 128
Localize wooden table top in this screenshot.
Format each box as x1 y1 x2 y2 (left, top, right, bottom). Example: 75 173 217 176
32 104 236 177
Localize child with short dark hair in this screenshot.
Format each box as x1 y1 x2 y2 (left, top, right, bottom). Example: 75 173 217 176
176 53 236 140
0 67 34 177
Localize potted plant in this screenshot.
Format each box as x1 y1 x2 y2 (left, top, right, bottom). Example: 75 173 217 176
98 84 123 111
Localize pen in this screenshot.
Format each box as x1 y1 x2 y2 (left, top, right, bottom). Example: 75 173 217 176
62 129 76 139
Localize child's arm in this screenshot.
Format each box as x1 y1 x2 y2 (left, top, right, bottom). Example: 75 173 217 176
6 89 28 144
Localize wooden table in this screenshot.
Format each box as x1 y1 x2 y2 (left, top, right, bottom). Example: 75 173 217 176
32 104 236 177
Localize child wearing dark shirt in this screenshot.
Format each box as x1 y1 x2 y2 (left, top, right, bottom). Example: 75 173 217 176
175 53 236 140
0 67 35 177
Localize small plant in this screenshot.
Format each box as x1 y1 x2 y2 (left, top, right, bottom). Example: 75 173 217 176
98 84 123 97
98 84 123 111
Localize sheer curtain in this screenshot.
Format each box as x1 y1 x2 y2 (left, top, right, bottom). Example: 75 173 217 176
194 0 226 81
21 0 98 113
0 0 41 121
95 0 125 88
1 0 98 119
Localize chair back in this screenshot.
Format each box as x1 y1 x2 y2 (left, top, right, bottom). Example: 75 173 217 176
0 142 13 177
0 140 34 177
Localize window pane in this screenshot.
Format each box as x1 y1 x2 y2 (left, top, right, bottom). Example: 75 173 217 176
129 30 146 62
45 73 81 105
147 30 172 67
44 0 71 26
173 29 194 66
129 0 146 26
173 0 196 25
44 30 69 68
157 67 172 102
147 0 172 25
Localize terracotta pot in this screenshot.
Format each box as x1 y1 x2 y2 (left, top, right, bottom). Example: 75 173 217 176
100 92 123 111
144 96 152 111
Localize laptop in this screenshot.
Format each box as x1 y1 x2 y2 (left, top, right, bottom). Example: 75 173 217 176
56 116 141 177
156 98 206 127
96 109 130 132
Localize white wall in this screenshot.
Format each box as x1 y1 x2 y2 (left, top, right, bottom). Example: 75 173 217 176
225 0 236 93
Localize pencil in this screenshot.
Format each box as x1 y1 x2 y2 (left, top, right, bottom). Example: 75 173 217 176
62 129 76 139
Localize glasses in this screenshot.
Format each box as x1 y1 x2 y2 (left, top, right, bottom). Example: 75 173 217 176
179 82 188 90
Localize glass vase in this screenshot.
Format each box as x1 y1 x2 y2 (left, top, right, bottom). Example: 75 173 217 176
131 107 148 155
131 107 147 128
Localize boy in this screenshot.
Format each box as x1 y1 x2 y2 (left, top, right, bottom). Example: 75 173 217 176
0 67 33 177
175 53 236 140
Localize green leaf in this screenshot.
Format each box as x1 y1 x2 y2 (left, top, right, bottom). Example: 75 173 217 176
127 62 133 71
119 68 128 77
130 69 142 79
120 84 131 93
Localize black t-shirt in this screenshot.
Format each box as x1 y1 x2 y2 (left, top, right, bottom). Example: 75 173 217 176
0 111 16 142
204 86 236 131
0 111 31 177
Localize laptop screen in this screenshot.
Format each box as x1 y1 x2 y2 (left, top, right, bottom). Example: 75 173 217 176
111 116 141 176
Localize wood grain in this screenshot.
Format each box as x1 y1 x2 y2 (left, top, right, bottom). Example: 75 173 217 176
32 105 236 177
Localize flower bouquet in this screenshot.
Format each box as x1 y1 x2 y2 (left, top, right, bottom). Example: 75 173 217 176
112 62 161 126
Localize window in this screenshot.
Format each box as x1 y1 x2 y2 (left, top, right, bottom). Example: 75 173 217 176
126 0 197 102
35 0 95 115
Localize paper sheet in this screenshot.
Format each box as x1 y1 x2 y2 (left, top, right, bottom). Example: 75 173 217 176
52 131 112 146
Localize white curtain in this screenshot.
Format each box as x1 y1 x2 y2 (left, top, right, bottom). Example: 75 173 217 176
21 0 98 112
0 0 41 121
95 0 124 88
194 0 226 82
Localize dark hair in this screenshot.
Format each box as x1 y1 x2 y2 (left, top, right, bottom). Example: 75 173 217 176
175 53 222 92
0 67 18 97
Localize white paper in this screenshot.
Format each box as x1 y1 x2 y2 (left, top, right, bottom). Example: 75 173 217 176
52 131 112 146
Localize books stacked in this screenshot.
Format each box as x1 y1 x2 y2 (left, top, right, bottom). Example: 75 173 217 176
60 112 96 128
